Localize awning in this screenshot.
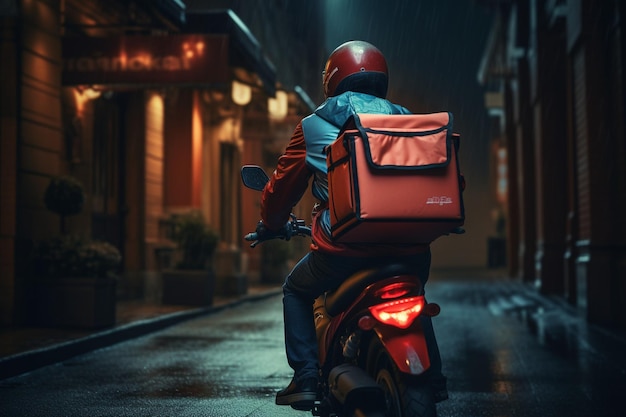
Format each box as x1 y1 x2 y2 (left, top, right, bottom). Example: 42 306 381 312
145 0 186 25
294 86 317 113
61 9 276 95
185 9 276 95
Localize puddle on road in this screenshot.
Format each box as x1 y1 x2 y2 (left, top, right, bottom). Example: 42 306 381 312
122 380 278 399
141 335 226 351
440 281 619 368
224 321 276 332
489 294 590 362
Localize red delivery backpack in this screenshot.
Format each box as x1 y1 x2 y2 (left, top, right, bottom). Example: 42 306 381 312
326 112 465 244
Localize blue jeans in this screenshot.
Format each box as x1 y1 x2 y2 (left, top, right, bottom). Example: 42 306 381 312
282 249 444 385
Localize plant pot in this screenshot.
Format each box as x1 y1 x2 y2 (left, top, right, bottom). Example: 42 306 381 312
161 268 215 306
261 240 291 284
214 246 247 297
31 277 117 329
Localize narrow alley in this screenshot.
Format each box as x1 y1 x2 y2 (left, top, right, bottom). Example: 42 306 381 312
1 269 624 417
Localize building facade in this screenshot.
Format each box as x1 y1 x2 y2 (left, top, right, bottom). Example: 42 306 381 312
0 0 324 326
479 0 626 328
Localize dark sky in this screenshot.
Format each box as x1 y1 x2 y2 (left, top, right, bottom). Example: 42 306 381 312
325 0 494 147
324 0 496 266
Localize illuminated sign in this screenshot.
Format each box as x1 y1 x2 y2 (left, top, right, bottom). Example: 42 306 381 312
62 35 230 85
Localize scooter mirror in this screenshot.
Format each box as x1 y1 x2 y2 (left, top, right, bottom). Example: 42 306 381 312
241 165 269 191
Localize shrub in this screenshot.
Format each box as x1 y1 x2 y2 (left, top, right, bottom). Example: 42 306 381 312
44 176 85 234
34 235 122 279
170 211 219 270
44 175 85 217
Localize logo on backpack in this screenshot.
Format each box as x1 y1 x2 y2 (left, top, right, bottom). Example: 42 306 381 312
426 196 453 206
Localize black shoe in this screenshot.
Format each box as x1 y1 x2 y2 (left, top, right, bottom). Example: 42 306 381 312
275 377 318 410
430 374 449 403
434 388 449 403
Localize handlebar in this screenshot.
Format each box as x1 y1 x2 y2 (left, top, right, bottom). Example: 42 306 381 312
245 215 311 248
240 165 312 248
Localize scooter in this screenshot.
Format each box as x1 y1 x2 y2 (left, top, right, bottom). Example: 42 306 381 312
241 165 442 417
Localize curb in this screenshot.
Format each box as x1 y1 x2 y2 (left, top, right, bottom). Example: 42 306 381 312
0 288 282 381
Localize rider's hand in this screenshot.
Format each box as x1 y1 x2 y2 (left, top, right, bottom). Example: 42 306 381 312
255 220 293 241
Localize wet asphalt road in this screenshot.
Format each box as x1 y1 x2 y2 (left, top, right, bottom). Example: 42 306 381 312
1 275 625 417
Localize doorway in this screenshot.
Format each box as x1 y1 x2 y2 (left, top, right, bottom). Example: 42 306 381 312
91 94 127 265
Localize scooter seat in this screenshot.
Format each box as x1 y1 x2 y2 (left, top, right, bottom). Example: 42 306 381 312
324 263 419 316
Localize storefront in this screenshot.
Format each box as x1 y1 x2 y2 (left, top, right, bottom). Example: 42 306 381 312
0 1 314 325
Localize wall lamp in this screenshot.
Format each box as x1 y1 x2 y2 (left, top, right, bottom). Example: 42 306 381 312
73 85 102 115
231 80 252 106
268 90 288 120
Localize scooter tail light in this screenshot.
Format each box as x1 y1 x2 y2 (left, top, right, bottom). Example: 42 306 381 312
368 296 426 329
358 315 376 331
376 282 412 299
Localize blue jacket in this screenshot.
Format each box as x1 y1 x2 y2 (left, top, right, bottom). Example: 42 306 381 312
301 92 410 201
260 91 426 255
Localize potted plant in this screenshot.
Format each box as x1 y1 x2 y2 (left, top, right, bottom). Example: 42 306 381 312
31 234 121 328
44 175 85 235
29 175 121 328
161 210 219 306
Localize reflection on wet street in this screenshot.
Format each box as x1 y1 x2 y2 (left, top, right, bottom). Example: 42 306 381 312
430 274 626 417
0 272 625 416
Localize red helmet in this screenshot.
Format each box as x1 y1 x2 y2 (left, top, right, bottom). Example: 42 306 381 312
322 40 389 98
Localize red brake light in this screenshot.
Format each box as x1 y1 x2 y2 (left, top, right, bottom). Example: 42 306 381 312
368 296 425 329
376 282 411 299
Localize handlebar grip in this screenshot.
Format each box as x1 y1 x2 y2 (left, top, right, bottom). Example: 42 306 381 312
244 232 258 241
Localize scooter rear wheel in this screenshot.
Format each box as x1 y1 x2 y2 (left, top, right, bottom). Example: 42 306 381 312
369 345 437 417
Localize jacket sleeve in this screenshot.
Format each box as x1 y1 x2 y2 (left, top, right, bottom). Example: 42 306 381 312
260 122 313 231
